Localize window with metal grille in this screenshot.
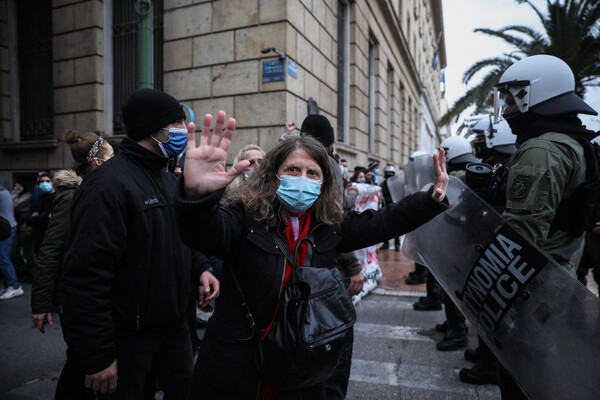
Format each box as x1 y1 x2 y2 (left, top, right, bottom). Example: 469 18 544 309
16 0 53 141
337 0 350 143
113 1 164 135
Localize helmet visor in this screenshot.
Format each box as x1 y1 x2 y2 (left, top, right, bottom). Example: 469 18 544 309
493 87 505 123
494 80 531 123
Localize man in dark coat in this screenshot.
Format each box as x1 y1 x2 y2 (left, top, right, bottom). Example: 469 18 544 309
299 114 363 399
60 89 219 399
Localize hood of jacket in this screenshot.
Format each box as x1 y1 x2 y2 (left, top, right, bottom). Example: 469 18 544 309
53 169 82 189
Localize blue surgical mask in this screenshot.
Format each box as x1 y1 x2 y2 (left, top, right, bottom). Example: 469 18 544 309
373 169 380 175
39 182 52 192
243 170 254 180
356 178 366 183
276 175 322 213
152 128 188 158
340 166 347 175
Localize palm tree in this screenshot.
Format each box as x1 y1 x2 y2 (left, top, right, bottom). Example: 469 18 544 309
439 0 600 127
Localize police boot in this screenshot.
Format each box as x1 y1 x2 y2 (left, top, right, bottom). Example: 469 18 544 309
413 296 442 311
459 362 499 385
380 240 389 250
464 347 480 363
436 322 468 351
435 320 449 333
405 270 427 285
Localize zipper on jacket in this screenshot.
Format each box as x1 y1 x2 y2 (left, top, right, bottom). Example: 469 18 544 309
136 303 140 331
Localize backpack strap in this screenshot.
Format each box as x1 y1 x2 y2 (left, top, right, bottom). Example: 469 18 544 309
272 234 315 268
549 133 600 237
226 265 256 342
272 234 298 268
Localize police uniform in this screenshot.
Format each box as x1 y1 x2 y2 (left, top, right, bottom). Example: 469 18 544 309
502 132 586 274
498 131 586 398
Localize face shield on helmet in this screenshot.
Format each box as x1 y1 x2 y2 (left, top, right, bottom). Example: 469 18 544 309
472 115 517 156
493 81 531 123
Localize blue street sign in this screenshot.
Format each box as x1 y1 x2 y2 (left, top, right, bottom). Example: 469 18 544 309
287 59 297 79
262 59 285 83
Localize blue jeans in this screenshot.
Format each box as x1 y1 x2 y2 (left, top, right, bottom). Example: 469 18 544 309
0 227 19 289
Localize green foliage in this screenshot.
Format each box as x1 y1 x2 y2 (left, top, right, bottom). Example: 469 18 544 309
439 0 600 127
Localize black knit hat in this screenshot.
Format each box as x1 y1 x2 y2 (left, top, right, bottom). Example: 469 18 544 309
300 114 335 147
122 89 186 141
38 172 53 182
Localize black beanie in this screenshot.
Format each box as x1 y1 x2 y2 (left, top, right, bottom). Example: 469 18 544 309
122 89 186 141
300 114 335 147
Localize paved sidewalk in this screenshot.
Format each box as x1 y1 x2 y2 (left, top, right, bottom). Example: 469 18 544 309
376 247 426 295
375 247 599 296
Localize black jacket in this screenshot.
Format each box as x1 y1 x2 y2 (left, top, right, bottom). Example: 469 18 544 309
61 138 210 375
175 181 448 399
0 216 9 240
32 170 81 314
27 190 56 251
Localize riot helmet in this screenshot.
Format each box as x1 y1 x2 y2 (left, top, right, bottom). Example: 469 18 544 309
439 135 478 164
384 164 396 178
471 115 517 156
493 55 597 123
409 150 428 161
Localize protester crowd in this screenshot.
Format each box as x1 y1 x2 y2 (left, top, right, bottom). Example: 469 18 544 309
0 53 599 400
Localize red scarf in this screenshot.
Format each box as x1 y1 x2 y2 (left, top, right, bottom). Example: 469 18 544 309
259 211 312 399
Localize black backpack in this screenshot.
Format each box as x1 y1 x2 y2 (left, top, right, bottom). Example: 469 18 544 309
230 233 356 390
550 134 600 237
257 234 356 390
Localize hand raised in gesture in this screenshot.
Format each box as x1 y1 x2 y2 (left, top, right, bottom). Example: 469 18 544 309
432 147 449 203
183 111 250 199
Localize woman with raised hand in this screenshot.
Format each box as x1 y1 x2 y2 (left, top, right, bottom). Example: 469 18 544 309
176 111 449 400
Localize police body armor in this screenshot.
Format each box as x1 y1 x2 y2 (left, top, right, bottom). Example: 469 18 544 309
403 176 600 400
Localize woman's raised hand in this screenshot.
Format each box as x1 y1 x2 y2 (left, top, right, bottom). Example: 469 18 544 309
432 147 449 202
183 111 250 199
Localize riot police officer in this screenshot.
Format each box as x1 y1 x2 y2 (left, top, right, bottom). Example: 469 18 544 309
493 54 598 399
414 136 479 353
460 116 517 386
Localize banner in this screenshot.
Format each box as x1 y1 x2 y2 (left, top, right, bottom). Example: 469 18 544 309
349 183 383 304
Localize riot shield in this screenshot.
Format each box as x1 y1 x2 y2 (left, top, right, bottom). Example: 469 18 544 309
403 176 600 400
413 154 435 191
404 154 434 194
385 173 405 203
403 161 417 195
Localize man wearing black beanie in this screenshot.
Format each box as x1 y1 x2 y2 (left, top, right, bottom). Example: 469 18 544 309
300 113 363 400
300 114 335 151
60 89 219 399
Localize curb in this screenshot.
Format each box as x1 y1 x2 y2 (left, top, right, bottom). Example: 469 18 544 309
372 287 427 297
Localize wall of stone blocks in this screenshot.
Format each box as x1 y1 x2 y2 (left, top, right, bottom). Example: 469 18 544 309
52 0 104 139
0 0 446 179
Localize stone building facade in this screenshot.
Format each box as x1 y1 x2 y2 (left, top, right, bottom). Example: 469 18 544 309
0 0 446 187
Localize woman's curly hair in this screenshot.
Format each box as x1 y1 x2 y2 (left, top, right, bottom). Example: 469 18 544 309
224 136 343 228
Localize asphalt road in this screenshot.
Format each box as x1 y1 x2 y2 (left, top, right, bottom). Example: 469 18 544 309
0 284 500 399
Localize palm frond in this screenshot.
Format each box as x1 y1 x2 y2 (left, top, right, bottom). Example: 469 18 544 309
447 0 600 125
